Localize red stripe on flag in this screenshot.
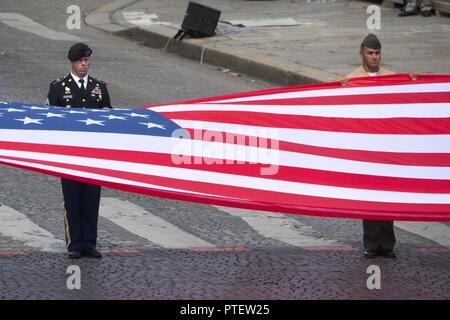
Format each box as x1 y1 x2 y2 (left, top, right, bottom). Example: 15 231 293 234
5 135 450 168
143 74 450 106
161 111 450 134
2 156 449 221
2 155 450 215
182 129 450 167
1 142 450 193
206 92 450 106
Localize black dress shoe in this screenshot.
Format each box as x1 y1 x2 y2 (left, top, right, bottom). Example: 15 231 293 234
82 249 102 259
363 250 378 258
68 251 82 259
421 10 432 17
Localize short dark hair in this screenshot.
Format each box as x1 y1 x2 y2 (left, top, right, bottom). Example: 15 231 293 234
360 33 381 51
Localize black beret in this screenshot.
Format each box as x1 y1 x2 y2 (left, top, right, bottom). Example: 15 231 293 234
68 43 92 62
361 34 381 50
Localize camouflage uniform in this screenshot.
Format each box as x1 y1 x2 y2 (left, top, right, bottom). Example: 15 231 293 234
400 0 433 16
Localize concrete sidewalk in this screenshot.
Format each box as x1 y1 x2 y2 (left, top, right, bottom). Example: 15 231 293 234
86 0 450 85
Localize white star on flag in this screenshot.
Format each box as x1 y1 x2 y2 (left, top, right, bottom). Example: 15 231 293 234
124 112 150 118
38 112 66 118
139 122 166 129
7 108 26 112
100 115 127 120
91 109 109 112
64 110 87 114
77 118 105 126
15 117 43 125
30 106 49 110
0 102 7 104
0 113 3 117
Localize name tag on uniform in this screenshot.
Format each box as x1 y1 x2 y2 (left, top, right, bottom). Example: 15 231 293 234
63 95 73 99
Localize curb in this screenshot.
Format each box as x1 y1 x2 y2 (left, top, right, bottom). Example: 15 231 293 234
85 0 339 86
85 0 138 33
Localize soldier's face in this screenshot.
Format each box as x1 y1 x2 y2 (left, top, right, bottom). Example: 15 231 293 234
360 47 381 72
71 57 91 77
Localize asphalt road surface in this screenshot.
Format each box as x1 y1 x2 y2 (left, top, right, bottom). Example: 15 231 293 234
0 0 449 300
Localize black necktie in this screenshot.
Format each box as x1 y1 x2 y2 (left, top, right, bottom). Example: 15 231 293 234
79 78 85 91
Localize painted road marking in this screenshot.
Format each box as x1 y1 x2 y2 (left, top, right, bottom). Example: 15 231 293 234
99 248 141 255
395 222 450 247
122 11 172 27
100 198 215 249
190 247 249 253
416 248 450 254
215 206 344 248
0 204 65 252
0 13 85 41
0 251 27 256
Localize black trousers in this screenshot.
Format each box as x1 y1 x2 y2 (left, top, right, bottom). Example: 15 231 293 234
61 179 101 252
363 220 396 252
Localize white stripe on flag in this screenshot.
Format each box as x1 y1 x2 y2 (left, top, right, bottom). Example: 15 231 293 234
2 133 450 180
152 103 450 118
3 128 450 154
1 153 450 204
216 206 339 248
174 120 450 153
0 204 66 252
0 157 214 197
211 82 450 103
395 222 450 247
100 198 215 249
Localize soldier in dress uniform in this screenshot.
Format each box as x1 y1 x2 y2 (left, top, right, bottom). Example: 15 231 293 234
341 34 397 259
47 43 111 259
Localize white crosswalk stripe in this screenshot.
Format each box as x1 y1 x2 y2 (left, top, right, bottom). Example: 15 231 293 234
0 13 85 41
100 197 215 249
395 222 450 247
215 206 341 248
0 204 65 252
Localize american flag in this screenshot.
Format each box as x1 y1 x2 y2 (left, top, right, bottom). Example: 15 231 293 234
1 74 450 221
